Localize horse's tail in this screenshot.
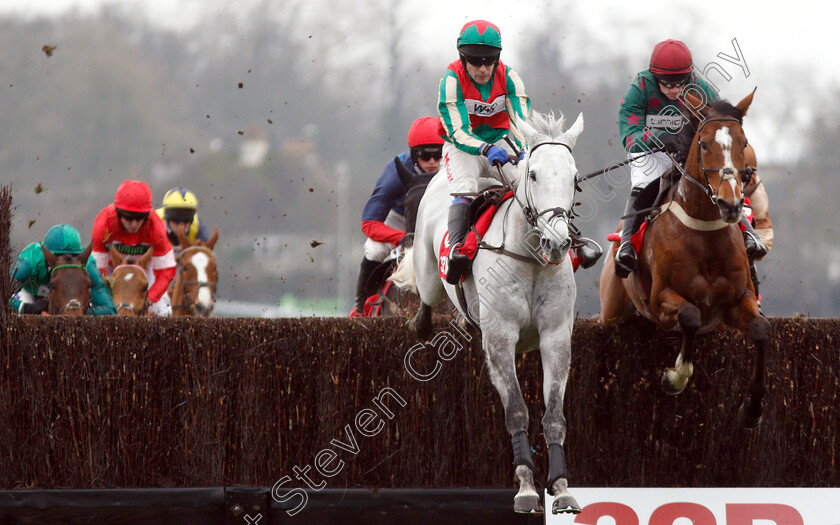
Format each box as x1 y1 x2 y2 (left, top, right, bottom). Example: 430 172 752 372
389 247 417 293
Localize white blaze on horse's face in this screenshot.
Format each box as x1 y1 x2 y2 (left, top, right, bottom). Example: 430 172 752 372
123 273 134 282
715 127 738 194
190 252 214 309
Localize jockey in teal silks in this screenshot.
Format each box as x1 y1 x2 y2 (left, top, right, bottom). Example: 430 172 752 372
438 20 601 284
615 38 768 278
9 224 117 315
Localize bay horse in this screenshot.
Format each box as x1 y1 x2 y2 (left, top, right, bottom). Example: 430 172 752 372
108 245 152 316
42 243 93 316
171 228 219 317
393 111 585 515
599 90 770 428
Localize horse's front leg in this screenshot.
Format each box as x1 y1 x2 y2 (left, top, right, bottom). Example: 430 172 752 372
483 328 542 514
538 325 580 515
653 288 700 394
728 295 770 428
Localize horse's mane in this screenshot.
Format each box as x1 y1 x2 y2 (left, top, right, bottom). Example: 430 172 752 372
676 99 745 157
527 111 567 143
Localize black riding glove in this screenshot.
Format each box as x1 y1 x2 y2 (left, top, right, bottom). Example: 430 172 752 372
658 132 681 155
22 298 49 314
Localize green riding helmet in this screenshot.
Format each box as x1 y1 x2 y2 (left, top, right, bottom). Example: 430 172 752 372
457 20 502 58
43 224 85 254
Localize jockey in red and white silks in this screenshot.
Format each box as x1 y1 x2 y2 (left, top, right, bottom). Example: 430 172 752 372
91 180 176 316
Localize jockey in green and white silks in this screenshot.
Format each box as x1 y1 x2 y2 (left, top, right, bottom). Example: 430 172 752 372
437 19 530 284
9 224 116 315
614 38 767 279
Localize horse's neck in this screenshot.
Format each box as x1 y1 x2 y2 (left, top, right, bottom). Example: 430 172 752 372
674 169 719 221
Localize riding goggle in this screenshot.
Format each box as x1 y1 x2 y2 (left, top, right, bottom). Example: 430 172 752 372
415 147 443 161
460 53 499 67
116 209 150 223
657 76 690 89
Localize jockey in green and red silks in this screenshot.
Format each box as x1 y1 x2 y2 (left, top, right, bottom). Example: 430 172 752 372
614 38 767 279
437 19 530 284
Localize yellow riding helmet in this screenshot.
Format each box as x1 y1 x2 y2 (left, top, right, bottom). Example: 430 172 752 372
162 187 199 223
162 187 199 210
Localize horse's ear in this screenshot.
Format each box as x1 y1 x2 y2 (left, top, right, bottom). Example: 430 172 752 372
206 228 219 250
393 157 415 188
681 90 707 119
41 244 58 269
176 226 191 248
514 113 536 144
78 242 93 264
562 112 585 149
138 247 153 269
735 87 756 117
109 244 124 267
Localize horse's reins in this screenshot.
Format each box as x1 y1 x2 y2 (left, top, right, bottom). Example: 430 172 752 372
49 264 87 314
113 264 150 315
171 246 217 312
476 140 576 264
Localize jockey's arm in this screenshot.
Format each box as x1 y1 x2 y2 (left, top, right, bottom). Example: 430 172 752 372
744 173 773 257
503 65 531 146
85 256 117 315
619 81 657 153
360 157 408 245
438 71 485 155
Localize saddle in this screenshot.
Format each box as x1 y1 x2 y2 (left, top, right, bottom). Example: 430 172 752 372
439 186 513 279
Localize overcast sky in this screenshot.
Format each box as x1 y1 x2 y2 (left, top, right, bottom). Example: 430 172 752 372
2 0 837 161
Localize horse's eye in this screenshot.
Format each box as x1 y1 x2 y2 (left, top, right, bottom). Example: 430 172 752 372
699 141 708 151
529 170 537 181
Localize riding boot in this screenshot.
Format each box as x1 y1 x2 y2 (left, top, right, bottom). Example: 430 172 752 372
571 233 603 270
614 188 650 278
350 257 381 317
750 261 763 315
445 200 472 285
741 216 768 261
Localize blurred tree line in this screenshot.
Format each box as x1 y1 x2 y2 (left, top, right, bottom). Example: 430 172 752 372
2 3 838 315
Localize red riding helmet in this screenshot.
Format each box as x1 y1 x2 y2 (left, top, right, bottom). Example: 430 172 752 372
114 180 153 213
649 39 693 75
408 117 445 148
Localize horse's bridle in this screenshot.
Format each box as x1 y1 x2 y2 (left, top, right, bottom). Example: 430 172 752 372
673 117 754 204
498 140 576 230
171 246 217 312
49 263 88 314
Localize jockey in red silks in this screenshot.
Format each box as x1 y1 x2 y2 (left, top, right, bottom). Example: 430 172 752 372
350 116 444 317
91 180 176 316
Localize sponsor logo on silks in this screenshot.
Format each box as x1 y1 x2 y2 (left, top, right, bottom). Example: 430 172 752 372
111 242 152 256
646 114 683 129
465 95 506 117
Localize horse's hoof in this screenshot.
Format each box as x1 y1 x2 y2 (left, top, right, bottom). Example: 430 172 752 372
661 368 688 395
552 494 582 515
738 399 763 429
513 494 544 514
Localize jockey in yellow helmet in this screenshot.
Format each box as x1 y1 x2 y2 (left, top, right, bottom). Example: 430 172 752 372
155 187 211 254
